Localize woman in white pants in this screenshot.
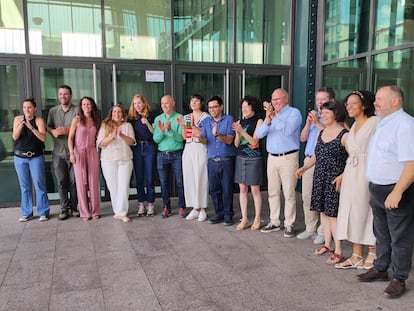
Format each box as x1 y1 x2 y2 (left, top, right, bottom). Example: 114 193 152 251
97 104 136 222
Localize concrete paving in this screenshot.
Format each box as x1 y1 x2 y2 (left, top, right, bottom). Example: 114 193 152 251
0 192 413 311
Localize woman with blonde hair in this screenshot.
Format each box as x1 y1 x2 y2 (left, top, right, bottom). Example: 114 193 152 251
128 94 156 216
97 104 136 223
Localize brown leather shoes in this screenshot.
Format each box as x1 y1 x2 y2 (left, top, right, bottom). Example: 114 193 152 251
383 279 406 299
356 268 389 282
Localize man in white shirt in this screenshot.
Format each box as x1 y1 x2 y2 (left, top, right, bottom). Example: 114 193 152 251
356 85 414 299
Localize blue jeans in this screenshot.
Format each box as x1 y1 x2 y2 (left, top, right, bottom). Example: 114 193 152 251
14 155 50 217
157 150 185 209
132 141 156 203
208 157 235 219
369 183 414 281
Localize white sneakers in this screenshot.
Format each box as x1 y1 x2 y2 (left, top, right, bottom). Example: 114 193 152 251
198 211 207 222
296 231 316 240
186 209 207 222
313 234 325 245
186 209 200 220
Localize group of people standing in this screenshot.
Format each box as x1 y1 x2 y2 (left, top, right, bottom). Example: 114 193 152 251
12 84 414 299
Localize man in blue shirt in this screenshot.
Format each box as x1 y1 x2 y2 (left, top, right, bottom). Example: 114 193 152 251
256 88 302 238
357 85 414 299
196 96 236 226
296 87 335 244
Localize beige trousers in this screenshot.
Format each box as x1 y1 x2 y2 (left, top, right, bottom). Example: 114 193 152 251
267 152 298 227
301 156 323 234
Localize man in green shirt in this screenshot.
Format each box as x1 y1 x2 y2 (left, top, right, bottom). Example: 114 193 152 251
153 95 186 218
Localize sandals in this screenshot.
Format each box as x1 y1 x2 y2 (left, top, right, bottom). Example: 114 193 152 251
146 203 155 217
334 254 364 269
236 219 249 231
327 253 344 265
363 251 376 270
113 215 131 223
137 203 145 217
251 219 262 231
314 245 334 256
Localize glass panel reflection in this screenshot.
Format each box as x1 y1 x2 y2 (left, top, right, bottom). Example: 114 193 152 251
0 64 21 203
375 0 414 50
0 0 25 54
322 58 368 101
27 0 102 56
105 0 171 60
324 0 370 61
237 0 291 65
174 0 233 63
373 48 414 115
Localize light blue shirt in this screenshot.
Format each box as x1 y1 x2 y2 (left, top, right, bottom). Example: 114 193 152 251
366 109 414 184
256 105 302 154
304 122 320 157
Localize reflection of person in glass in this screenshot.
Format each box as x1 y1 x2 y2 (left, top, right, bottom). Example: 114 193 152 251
47 85 79 220
12 98 50 222
68 97 101 221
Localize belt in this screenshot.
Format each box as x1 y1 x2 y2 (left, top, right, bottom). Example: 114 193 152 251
15 150 40 158
209 156 232 162
305 154 313 157
159 150 182 155
270 149 298 157
138 140 153 144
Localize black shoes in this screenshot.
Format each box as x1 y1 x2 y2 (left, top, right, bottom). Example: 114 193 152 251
356 268 389 282
208 216 233 225
58 211 69 221
223 218 233 226
58 208 80 220
383 279 406 299
208 216 224 224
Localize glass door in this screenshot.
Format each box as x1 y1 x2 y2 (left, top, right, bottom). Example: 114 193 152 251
176 66 288 191
0 60 25 206
101 64 170 198
176 66 288 118
101 64 170 116
32 61 170 201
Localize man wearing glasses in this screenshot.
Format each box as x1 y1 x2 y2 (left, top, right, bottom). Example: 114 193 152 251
256 88 302 238
196 96 236 226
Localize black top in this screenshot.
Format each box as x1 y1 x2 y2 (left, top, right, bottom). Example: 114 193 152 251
14 117 44 157
237 116 262 157
129 113 155 141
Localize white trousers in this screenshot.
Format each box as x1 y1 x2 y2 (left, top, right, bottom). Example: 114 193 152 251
101 160 133 216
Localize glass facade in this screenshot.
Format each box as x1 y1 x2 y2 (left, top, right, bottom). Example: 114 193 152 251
236 0 292 64
0 0 25 54
174 0 233 63
27 0 102 56
0 0 296 205
3 1 413 205
321 0 414 108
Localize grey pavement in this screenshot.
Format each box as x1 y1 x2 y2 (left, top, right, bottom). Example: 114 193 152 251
0 192 413 311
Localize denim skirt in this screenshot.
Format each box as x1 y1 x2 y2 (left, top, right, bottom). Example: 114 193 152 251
234 155 263 185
